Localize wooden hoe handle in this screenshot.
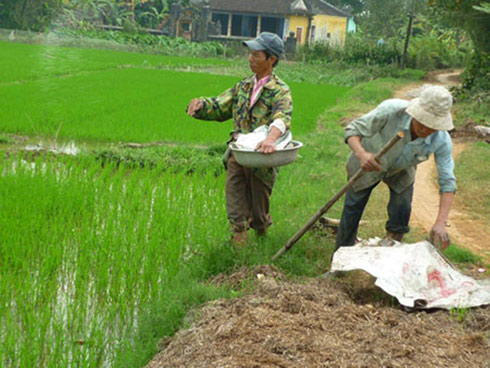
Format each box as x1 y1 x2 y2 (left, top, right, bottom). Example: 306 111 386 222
272 131 404 261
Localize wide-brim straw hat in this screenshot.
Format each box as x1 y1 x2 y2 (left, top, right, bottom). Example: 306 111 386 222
406 85 454 130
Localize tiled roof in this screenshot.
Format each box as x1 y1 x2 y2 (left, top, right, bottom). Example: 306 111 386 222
208 0 349 17
311 0 351 17
209 0 298 15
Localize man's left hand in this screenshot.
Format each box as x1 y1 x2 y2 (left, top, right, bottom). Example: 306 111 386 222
255 138 276 154
430 222 450 250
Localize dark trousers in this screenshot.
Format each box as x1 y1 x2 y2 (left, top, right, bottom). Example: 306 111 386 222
225 153 272 233
335 182 414 250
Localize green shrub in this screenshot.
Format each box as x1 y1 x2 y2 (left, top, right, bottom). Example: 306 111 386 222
51 28 225 57
298 33 402 66
407 32 468 69
297 28 469 71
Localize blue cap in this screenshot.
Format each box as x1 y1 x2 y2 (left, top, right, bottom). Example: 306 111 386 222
243 32 284 58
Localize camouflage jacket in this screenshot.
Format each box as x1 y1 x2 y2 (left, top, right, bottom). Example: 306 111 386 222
194 73 293 187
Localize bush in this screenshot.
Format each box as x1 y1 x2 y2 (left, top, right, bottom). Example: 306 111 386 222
51 28 225 57
296 29 469 72
342 34 401 65
460 52 490 93
297 33 402 66
407 31 468 70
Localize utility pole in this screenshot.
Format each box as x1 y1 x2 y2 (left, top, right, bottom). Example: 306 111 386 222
401 13 413 70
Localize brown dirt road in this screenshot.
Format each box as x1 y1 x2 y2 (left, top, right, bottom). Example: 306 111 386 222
394 71 490 263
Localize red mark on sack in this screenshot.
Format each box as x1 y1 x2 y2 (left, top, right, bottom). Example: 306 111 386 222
427 269 456 298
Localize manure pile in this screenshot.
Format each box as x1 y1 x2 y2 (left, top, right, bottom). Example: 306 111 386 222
148 266 489 368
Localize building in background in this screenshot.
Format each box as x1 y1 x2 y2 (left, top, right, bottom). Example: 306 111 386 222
207 0 354 46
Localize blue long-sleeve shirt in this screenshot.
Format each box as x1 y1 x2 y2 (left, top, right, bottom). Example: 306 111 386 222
344 99 456 194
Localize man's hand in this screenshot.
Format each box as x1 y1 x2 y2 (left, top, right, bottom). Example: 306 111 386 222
255 126 283 154
347 136 382 171
358 151 383 172
430 222 450 250
430 192 454 251
187 98 203 117
255 138 276 154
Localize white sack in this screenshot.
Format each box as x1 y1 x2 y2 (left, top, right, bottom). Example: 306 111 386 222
234 125 292 151
474 125 490 137
331 239 490 310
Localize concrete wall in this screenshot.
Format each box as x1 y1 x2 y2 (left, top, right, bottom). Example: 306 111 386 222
311 14 347 46
286 14 347 45
287 15 309 44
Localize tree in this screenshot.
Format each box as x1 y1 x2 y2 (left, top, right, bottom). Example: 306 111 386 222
473 2 490 13
322 0 365 15
429 0 490 91
0 0 63 31
355 0 427 40
429 0 489 53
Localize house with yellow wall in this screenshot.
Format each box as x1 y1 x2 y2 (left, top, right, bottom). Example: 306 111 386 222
207 0 354 46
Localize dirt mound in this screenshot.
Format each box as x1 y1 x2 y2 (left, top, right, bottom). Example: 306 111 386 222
147 267 489 368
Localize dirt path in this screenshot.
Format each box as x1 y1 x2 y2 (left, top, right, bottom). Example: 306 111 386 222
411 143 490 262
395 71 490 263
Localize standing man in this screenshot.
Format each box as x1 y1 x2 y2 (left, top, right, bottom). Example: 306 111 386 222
336 85 456 251
186 32 293 246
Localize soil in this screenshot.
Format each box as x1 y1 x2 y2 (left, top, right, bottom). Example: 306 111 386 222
146 71 490 368
147 266 489 368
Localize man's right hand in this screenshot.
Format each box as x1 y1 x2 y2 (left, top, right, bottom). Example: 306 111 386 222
347 136 382 172
358 151 382 172
187 98 203 117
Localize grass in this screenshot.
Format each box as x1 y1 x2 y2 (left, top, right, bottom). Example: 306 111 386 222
0 42 349 144
443 245 482 265
0 40 353 367
0 67 346 143
1 39 484 368
0 41 232 84
0 126 351 367
319 77 414 127
0 153 234 366
452 93 490 129
449 307 470 323
453 141 490 227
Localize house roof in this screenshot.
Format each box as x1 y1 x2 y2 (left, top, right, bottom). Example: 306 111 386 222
208 0 349 17
209 0 298 16
310 0 351 17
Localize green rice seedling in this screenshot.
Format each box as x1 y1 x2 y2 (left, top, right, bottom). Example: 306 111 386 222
0 153 232 367
0 41 232 84
0 65 348 144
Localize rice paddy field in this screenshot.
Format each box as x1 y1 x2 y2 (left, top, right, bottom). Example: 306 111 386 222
0 40 352 367
0 41 346 143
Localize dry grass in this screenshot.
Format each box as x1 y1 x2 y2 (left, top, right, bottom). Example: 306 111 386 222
147 266 489 368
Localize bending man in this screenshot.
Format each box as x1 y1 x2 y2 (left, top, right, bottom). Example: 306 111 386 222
337 85 455 250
